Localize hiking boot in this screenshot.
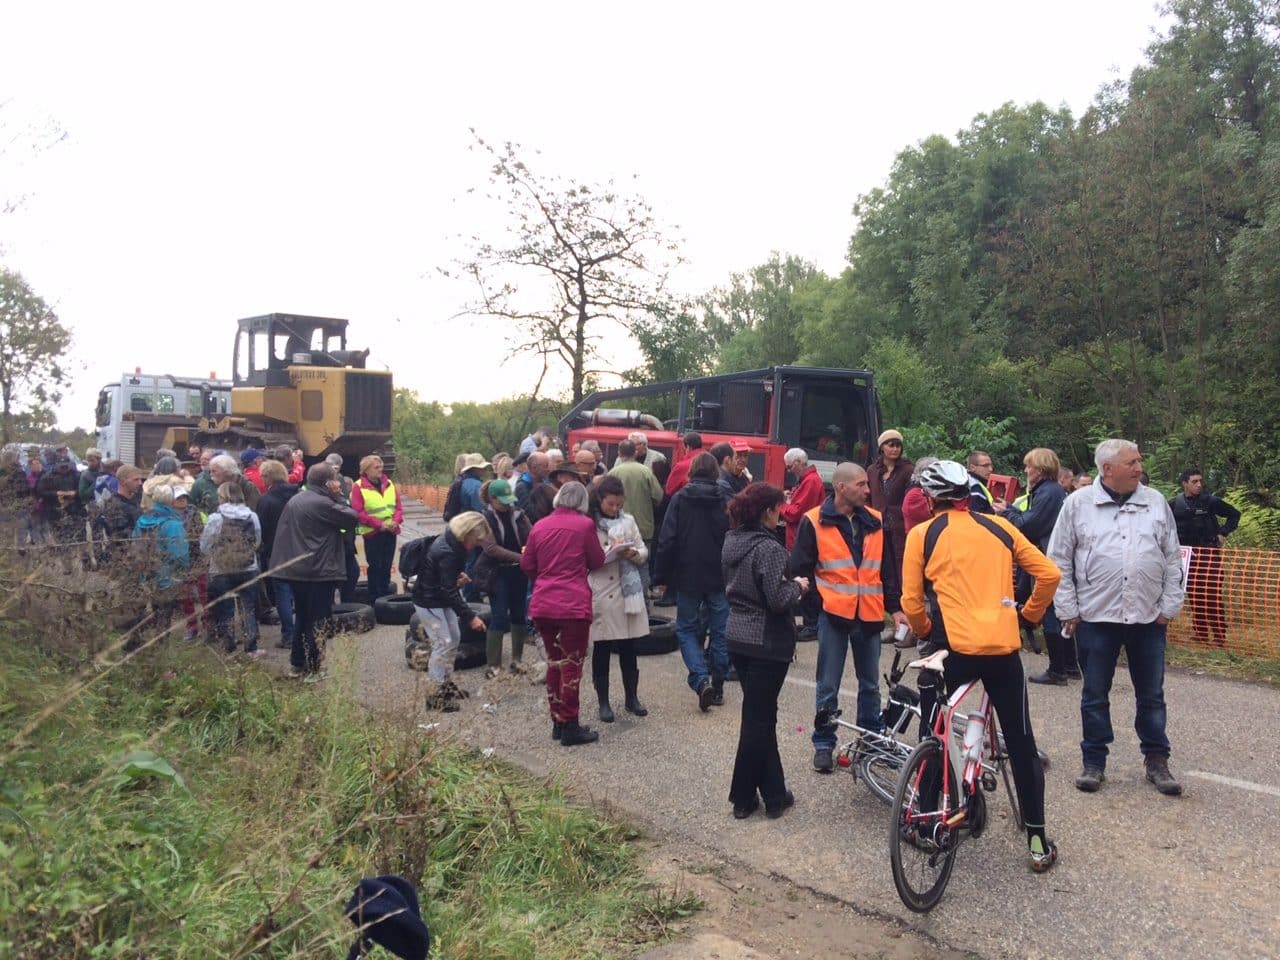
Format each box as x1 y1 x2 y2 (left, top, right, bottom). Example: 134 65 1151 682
765 790 796 819
1144 755 1183 796
1029 837 1059 873
559 720 599 747
1028 669 1069 686
813 748 834 774
1075 766 1105 792
697 679 714 712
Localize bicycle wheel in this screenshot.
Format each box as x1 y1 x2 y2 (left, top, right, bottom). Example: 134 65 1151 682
988 714 1025 832
858 745 907 805
889 737 959 913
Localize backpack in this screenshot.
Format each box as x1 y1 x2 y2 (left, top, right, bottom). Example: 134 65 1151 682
441 478 464 522
212 515 257 570
398 534 438 581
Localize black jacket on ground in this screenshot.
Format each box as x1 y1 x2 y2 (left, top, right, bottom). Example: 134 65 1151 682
411 528 473 621
268 488 358 582
789 496 901 620
256 482 300 569
723 526 804 663
654 477 729 594
1171 492 1241 547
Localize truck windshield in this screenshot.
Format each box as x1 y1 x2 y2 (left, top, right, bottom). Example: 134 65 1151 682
797 383 869 463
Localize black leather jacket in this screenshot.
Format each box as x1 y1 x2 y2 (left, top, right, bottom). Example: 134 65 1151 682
411 529 473 620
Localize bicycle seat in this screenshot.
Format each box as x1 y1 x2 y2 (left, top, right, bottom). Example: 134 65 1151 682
908 649 948 673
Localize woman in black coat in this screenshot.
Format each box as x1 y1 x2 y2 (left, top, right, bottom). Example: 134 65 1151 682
722 482 809 819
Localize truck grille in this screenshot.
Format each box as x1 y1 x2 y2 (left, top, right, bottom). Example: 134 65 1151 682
345 372 392 432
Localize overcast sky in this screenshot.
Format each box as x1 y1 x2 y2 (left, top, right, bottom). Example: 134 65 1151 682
0 1 1167 430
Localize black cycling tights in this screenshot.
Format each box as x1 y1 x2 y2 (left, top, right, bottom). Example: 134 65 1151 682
941 650 1047 847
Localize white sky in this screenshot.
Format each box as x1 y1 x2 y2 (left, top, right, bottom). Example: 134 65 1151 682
0 1 1166 430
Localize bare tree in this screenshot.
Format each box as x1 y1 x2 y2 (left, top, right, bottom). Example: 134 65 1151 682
444 132 680 402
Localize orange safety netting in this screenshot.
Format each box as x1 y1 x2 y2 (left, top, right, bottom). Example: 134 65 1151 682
1166 546 1280 660
396 484 449 512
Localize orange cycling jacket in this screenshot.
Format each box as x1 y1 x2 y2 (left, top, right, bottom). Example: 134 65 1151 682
902 506 1060 656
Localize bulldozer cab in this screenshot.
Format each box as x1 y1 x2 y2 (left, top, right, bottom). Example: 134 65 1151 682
233 314 368 388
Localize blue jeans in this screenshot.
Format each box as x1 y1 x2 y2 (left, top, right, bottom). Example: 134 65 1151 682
209 571 260 652
272 578 295 645
812 612 882 751
488 565 529 632
363 532 396 605
676 590 729 691
1076 620 1170 770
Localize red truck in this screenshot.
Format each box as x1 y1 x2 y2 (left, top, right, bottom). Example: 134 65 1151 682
560 366 883 488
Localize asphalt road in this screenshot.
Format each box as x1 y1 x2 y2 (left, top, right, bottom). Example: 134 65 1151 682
352 503 1280 958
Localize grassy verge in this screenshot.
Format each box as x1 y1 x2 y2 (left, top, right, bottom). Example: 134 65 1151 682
0 633 697 958
1165 643 1280 688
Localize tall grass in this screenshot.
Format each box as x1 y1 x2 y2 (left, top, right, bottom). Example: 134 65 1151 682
0 633 696 958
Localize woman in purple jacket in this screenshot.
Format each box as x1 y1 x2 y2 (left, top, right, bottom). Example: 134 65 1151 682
520 481 606 746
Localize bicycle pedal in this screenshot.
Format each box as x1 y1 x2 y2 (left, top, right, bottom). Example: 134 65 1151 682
981 771 998 792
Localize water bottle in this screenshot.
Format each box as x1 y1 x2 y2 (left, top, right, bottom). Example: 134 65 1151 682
962 712 986 763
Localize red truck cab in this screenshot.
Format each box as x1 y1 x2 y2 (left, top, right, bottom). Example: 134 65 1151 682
560 366 882 489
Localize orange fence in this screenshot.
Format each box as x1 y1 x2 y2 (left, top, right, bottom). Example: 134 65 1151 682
1166 546 1279 660
397 484 449 512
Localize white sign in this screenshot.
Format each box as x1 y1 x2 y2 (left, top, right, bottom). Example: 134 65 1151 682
1179 546 1193 585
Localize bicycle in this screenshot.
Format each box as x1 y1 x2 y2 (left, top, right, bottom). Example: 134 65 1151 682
836 650 1047 806
888 648 1027 912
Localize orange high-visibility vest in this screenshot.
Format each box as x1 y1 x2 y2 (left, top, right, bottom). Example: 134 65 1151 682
805 504 885 622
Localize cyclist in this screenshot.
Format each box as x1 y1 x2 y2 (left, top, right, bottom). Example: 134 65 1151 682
900 460 1062 873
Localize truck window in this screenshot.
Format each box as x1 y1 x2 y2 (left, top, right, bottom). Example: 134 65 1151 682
95 391 112 428
130 393 152 413
156 394 175 414
235 330 250 382
797 384 869 463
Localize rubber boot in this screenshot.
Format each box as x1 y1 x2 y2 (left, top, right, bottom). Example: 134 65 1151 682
621 663 648 716
510 624 527 665
595 671 614 723
485 629 505 671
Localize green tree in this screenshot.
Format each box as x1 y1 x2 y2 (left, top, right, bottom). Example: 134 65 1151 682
0 267 72 445
444 133 680 403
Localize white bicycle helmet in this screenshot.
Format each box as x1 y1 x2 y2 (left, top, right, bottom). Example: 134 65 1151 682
917 459 970 502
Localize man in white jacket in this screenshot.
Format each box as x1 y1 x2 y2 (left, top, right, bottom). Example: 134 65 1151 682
1048 439 1185 797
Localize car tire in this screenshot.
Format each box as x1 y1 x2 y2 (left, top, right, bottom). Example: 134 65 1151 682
374 593 416 625
633 615 678 656
326 602 376 634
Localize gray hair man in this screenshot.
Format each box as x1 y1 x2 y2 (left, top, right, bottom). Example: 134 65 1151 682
1047 439 1185 797
789 461 906 773
627 431 666 468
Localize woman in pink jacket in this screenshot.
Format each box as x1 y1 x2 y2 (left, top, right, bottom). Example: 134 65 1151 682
521 481 606 747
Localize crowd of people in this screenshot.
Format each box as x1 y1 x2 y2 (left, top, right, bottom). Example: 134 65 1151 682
417 425 1231 882
2 423 1240 879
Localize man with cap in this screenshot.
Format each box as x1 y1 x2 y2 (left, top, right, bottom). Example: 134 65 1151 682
241 449 268 495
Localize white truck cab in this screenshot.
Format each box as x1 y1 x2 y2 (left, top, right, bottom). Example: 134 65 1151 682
95 371 232 468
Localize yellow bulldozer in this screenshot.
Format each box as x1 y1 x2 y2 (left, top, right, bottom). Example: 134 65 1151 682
164 313 394 474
